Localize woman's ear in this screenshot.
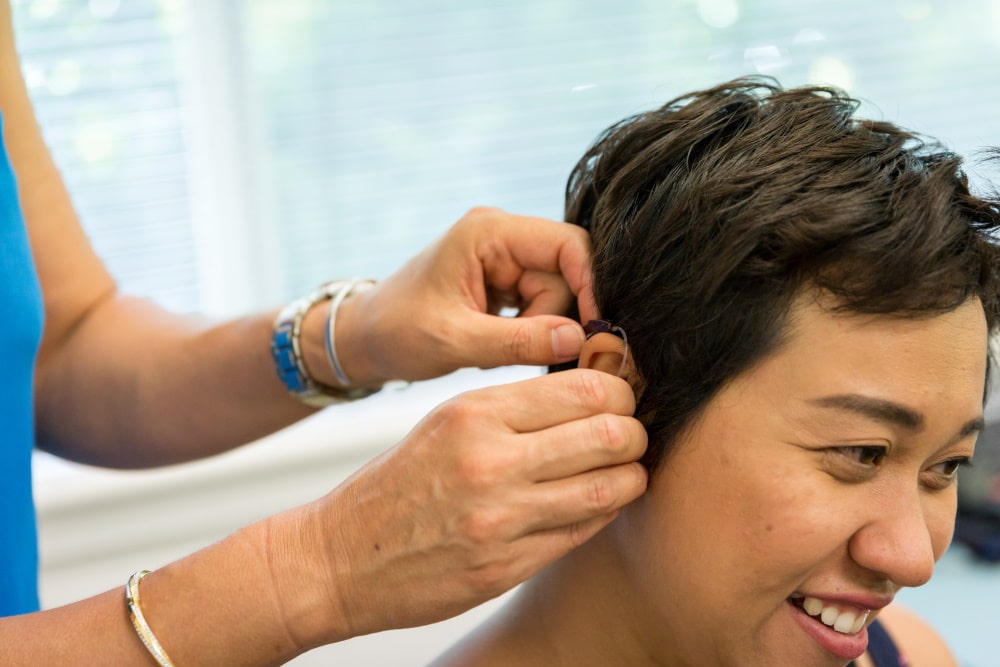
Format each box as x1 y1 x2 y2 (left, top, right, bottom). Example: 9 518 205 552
580 331 648 421
578 331 629 376
579 331 645 401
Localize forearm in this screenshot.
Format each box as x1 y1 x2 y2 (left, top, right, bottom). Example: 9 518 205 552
0 510 339 666
1 588 165 666
34 295 316 468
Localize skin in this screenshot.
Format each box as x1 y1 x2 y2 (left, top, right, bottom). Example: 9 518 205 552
434 295 983 666
0 2 650 663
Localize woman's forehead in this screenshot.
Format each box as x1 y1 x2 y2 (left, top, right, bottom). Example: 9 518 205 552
734 297 988 422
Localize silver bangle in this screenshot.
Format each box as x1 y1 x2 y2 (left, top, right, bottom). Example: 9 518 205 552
270 280 381 407
125 570 176 667
324 279 376 388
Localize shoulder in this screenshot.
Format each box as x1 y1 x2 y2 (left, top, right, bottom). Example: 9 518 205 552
872 603 957 667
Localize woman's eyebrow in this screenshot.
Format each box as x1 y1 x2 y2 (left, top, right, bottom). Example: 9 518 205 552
809 393 985 437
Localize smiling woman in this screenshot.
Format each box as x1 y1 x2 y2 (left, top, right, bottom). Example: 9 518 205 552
430 78 1000 667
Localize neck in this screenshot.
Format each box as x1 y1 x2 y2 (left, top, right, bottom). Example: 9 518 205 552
434 523 665 667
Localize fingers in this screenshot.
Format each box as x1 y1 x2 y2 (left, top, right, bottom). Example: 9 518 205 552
426 208 600 371
575 281 599 324
467 313 586 367
518 462 648 534
479 368 636 433
474 469 645 593
525 412 648 482
467 266 580 365
479 510 624 592
516 270 575 319
459 207 594 313
461 207 591 283
482 269 571 318
443 465 646 599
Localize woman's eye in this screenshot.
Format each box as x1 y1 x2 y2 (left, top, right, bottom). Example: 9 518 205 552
839 445 887 466
928 457 972 480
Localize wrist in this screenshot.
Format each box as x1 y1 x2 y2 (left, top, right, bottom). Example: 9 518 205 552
272 280 381 406
299 286 384 390
132 523 317 665
263 507 356 648
332 286 387 387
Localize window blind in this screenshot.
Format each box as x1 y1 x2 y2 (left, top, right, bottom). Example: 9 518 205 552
13 0 196 313
13 0 1000 312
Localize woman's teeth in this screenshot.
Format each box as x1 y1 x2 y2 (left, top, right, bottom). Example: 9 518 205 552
801 596 869 634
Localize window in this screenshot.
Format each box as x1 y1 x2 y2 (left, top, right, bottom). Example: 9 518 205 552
13 0 196 312
15 0 1000 319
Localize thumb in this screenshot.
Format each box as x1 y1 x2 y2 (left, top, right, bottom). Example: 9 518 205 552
468 313 586 368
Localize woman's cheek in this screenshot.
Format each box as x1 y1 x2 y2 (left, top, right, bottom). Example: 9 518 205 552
739 473 857 572
925 493 959 560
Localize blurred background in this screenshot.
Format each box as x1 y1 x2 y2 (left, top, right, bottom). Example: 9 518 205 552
15 0 1000 665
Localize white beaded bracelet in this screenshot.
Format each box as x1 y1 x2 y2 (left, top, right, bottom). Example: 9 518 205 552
125 570 176 667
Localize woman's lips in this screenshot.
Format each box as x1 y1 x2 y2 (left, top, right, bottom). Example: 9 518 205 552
786 597 870 661
789 593 871 634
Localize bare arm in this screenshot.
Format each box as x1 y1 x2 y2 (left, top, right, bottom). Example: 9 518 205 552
2 370 647 665
0 2 315 467
0 516 307 666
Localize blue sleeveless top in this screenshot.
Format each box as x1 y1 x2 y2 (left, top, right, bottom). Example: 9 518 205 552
0 114 44 616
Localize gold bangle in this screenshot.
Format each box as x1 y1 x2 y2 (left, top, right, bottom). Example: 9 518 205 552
125 570 176 667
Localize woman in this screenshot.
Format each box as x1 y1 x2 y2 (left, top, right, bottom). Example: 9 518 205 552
432 79 1000 666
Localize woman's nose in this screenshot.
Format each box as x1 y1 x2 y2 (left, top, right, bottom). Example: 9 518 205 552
847 490 945 589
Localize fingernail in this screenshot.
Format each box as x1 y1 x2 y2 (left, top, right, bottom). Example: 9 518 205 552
552 324 585 359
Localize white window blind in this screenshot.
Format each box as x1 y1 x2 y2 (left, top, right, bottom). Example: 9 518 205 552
13 0 1000 316
13 0 196 312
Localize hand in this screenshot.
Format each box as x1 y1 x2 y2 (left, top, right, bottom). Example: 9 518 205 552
295 369 647 640
337 207 598 385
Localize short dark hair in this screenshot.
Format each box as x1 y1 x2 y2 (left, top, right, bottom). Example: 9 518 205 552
565 77 1000 469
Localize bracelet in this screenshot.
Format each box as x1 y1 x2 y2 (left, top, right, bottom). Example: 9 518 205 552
270 280 382 407
125 570 176 667
325 279 376 388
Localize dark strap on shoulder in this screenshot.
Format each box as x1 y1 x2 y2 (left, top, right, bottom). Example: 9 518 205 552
865 618 906 667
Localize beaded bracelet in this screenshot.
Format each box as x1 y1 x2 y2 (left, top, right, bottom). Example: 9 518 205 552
125 570 176 667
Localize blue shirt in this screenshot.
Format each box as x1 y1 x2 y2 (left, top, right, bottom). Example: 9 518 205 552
0 114 44 616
